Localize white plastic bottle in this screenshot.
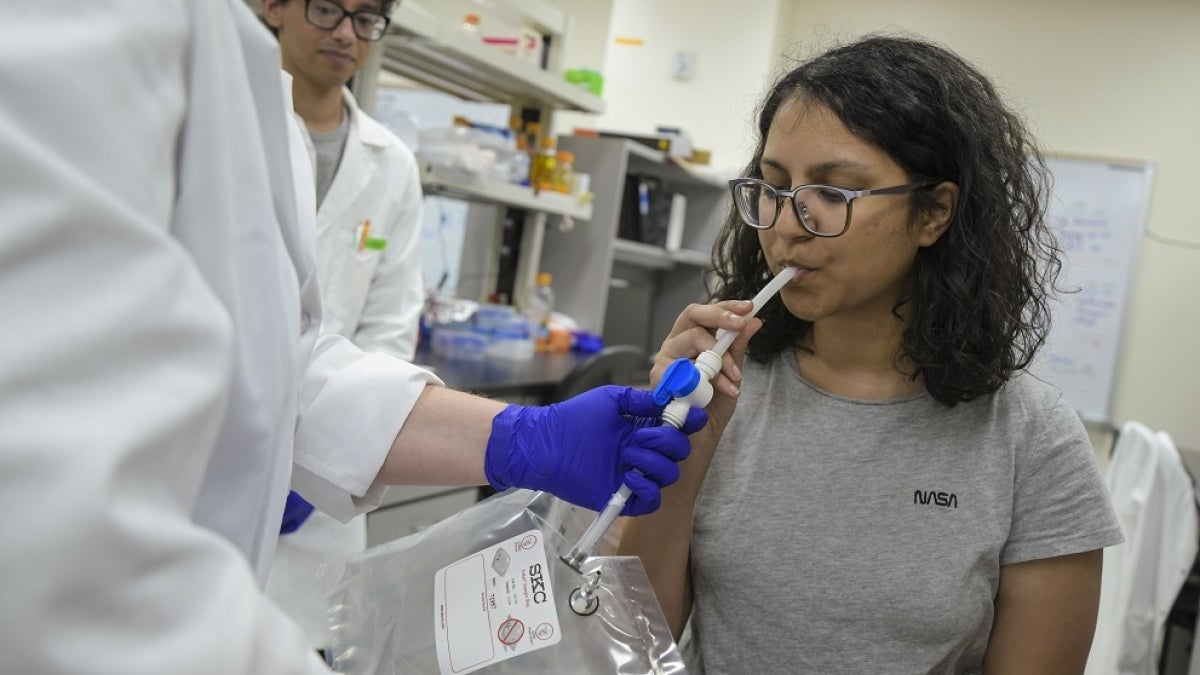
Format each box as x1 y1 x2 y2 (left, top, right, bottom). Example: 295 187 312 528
526 272 555 351
461 13 480 36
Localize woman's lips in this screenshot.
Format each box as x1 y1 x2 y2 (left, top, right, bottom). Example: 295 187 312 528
779 263 813 283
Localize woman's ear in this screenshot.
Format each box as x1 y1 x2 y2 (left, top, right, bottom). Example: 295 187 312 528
917 181 959 247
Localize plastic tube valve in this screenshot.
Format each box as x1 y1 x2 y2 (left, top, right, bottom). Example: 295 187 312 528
562 266 798 574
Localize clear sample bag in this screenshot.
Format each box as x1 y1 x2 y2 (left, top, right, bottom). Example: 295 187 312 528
325 489 686 675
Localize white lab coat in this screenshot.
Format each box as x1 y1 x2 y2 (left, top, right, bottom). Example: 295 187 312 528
267 89 426 648
313 88 425 358
0 2 437 673
1086 422 1198 675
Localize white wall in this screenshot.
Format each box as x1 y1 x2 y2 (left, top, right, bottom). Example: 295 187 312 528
545 0 615 138
774 0 1200 451
565 0 783 174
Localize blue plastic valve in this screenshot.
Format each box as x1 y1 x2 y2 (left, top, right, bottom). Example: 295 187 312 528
652 357 702 405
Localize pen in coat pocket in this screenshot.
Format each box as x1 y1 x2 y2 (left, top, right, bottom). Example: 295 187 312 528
356 219 371 252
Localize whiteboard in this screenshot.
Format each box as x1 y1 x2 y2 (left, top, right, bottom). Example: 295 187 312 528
1029 155 1154 422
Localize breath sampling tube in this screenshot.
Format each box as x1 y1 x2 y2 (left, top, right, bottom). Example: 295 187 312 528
561 265 797 574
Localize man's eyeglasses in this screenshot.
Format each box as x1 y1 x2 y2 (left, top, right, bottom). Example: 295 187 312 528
728 177 937 237
304 0 390 42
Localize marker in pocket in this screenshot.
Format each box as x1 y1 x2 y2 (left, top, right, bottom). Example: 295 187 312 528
356 219 371 252
354 219 386 252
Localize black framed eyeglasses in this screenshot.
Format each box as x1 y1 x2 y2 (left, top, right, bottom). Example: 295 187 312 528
728 177 938 237
304 0 391 42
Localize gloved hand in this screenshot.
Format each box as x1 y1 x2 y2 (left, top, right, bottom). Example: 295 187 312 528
484 385 708 516
280 490 315 534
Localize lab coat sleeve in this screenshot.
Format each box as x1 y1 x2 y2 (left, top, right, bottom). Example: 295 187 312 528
292 334 443 523
0 2 330 673
350 139 425 360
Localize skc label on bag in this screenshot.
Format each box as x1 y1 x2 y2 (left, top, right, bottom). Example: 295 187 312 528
433 529 562 674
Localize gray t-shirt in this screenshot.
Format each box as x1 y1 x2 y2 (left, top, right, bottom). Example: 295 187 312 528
687 352 1123 674
309 106 350 207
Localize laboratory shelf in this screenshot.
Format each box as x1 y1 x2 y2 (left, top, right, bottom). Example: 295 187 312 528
624 146 728 190
420 164 593 221
610 239 712 270
670 248 712 267
611 239 674 270
624 141 667 163
383 4 605 113
543 136 727 352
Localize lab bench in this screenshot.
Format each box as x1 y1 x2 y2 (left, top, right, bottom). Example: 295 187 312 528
412 344 592 405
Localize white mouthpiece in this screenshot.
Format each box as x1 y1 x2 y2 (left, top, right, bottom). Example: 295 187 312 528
712 266 797 356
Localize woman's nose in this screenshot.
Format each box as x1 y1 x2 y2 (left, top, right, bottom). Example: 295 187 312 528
775 196 815 241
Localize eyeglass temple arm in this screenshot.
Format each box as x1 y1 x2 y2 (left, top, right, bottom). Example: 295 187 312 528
862 180 939 196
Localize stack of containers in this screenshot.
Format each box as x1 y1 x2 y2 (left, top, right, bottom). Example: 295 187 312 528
430 322 486 362
474 304 535 361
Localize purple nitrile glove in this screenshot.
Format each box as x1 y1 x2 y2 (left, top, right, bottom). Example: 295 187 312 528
484 385 708 516
279 490 315 535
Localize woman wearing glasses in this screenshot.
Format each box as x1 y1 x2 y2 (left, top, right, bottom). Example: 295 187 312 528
621 36 1122 674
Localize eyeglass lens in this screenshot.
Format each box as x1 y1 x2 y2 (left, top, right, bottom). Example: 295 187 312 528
733 182 849 235
307 0 388 41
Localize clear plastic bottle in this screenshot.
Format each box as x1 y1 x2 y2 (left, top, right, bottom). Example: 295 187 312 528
511 134 532 186
526 272 555 351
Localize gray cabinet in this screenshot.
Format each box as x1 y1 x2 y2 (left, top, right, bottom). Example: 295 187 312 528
541 136 728 355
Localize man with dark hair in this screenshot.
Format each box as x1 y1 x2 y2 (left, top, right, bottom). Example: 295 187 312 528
260 0 425 651
261 0 418 358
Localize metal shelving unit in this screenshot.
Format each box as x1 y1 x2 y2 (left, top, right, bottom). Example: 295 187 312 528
611 239 675 271
420 164 592 221
381 4 604 113
541 136 728 354
352 0 603 308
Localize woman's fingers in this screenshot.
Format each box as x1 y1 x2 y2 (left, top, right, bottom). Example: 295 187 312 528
653 301 757 384
666 300 753 337
714 317 762 395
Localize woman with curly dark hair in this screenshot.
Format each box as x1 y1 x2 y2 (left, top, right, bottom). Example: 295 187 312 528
620 35 1122 674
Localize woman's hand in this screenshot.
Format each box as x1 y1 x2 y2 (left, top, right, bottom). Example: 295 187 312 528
651 299 762 433
624 299 762 638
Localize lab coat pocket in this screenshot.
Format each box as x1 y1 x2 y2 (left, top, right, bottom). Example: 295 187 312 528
321 222 386 333
343 247 383 311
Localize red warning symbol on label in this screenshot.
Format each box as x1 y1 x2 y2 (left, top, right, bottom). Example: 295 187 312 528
497 616 525 648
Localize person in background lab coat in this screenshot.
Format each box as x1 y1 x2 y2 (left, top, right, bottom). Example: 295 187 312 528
259 0 426 650
0 3 704 674
267 0 423 353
